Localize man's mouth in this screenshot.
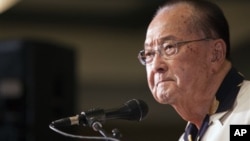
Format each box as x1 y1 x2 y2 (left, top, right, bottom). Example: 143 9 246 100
156 78 174 87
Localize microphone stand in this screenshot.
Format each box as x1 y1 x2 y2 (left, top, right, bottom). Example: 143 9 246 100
91 121 122 141
92 122 109 138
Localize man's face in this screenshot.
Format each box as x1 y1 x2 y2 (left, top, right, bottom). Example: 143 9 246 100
145 5 215 106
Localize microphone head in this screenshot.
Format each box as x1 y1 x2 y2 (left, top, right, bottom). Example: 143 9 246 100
124 99 149 121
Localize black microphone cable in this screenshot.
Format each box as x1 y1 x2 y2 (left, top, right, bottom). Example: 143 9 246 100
49 122 120 141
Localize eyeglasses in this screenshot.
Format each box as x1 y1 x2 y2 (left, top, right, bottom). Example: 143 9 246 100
138 38 214 65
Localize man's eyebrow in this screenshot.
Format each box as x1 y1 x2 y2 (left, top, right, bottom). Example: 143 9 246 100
158 35 177 42
144 35 177 48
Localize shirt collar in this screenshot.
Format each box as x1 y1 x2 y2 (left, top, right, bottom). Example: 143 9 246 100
183 67 244 141
215 67 244 113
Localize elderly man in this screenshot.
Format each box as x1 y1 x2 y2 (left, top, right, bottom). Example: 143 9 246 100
138 0 250 140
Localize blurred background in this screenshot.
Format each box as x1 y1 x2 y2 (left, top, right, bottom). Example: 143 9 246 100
0 0 249 141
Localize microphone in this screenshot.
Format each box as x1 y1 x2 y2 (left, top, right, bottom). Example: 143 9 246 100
50 99 148 127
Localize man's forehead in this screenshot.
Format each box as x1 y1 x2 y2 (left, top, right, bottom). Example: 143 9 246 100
149 4 194 28
157 2 194 15
145 4 197 44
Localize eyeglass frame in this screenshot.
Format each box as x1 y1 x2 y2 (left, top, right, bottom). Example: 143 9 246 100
138 38 215 65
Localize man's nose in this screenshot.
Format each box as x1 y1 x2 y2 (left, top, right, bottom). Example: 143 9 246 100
150 52 168 73
155 48 163 56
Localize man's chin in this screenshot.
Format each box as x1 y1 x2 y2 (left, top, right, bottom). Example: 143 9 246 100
156 93 172 104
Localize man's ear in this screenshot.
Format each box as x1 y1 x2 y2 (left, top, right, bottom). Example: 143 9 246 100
211 39 226 63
